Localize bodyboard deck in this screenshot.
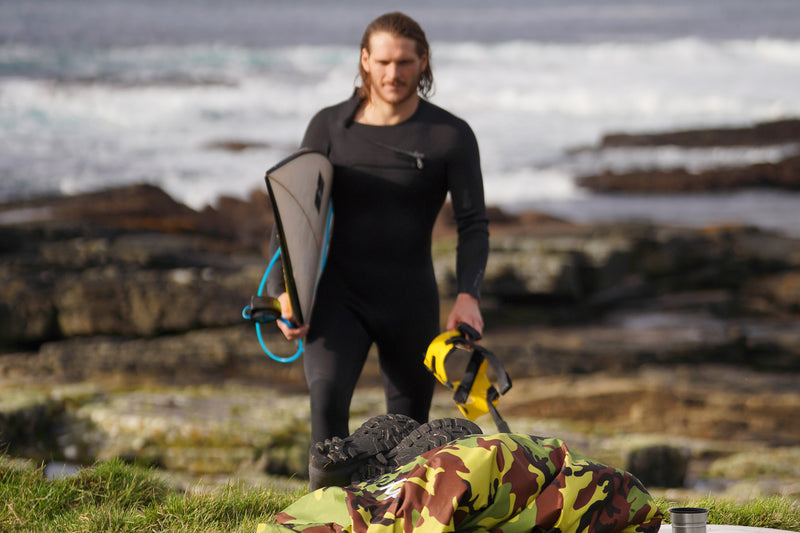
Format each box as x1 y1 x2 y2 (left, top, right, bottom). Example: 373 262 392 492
265 149 333 325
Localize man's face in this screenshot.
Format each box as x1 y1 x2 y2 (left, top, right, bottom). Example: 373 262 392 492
361 31 427 106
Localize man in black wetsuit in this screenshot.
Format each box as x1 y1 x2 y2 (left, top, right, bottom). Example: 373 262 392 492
267 12 489 467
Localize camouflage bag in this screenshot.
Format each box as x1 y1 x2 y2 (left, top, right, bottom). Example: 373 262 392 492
258 432 662 533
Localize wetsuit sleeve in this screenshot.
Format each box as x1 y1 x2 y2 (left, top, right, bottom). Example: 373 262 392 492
448 123 489 300
266 110 332 297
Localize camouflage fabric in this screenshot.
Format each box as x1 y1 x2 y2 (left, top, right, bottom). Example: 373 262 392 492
258 433 662 533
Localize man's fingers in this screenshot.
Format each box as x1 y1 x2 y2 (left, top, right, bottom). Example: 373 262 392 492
277 319 308 341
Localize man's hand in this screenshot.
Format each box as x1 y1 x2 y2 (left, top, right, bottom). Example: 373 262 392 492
446 293 483 335
276 292 309 340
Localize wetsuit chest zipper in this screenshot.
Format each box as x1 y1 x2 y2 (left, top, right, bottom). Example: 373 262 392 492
361 138 424 170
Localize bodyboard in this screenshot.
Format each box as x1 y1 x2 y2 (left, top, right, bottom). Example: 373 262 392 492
265 149 333 325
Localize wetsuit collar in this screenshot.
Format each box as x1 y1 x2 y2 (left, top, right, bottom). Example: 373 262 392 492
340 90 426 128
340 91 364 128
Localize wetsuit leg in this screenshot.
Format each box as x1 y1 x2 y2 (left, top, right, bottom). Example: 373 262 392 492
378 338 436 424
304 272 372 444
373 282 439 425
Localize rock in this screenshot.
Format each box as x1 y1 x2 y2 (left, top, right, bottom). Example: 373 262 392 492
0 391 65 459
577 155 800 193
599 118 800 148
1 247 265 343
502 366 800 446
0 277 59 346
8 364 797 491
0 185 273 345
3 183 800 380
440 222 800 316
0 183 274 248
211 189 274 252
0 326 307 387
742 271 800 314
52 265 261 337
203 140 272 152
0 382 313 478
627 445 690 488
575 118 800 194
1 119 799 495
0 184 209 235
706 447 800 482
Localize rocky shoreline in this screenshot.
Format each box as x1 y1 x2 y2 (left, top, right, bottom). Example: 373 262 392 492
576 118 800 193
1 119 799 501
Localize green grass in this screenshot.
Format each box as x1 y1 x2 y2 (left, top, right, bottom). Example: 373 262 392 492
1 457 303 532
2 457 798 532
657 495 800 531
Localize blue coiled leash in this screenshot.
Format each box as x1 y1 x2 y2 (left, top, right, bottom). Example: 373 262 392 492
242 206 333 363
241 249 303 363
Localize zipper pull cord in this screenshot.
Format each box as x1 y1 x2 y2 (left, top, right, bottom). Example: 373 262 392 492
364 137 425 169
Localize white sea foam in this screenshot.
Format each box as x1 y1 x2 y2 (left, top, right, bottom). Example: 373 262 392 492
2 35 800 231
567 144 800 175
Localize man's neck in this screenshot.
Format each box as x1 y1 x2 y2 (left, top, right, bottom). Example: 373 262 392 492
356 94 420 126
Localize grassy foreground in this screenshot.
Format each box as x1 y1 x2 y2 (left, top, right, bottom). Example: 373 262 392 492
2 457 798 532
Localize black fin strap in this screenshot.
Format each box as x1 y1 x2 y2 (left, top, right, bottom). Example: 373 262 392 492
452 349 483 404
457 322 482 342
485 388 510 433
475 345 512 395
488 398 511 433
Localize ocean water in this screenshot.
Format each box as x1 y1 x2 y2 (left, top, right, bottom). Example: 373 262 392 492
2 0 800 233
